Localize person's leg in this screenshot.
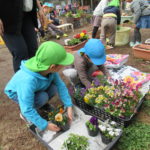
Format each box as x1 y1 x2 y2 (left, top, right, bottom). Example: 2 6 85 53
100 19 107 45
92 16 102 38
49 24 63 35
2 34 29 72
34 91 49 109
134 27 141 43
130 28 136 44
22 13 38 58
34 84 57 109
108 18 117 46
47 25 57 37
46 83 57 99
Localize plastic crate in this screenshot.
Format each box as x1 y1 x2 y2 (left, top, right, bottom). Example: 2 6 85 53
28 106 123 150
74 96 145 127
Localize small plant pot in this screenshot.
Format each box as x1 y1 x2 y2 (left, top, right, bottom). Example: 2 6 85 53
66 17 74 24
87 127 99 137
100 133 112 144
59 123 70 132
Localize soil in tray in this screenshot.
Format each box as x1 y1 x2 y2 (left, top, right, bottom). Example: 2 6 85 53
136 44 150 50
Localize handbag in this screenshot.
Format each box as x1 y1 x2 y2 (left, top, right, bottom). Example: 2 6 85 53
23 0 33 12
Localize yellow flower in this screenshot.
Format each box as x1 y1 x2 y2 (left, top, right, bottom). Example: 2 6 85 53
55 113 63 122
84 96 89 104
80 32 85 37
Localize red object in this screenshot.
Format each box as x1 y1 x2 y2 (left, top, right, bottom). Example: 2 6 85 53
92 70 103 77
74 34 80 39
82 30 87 34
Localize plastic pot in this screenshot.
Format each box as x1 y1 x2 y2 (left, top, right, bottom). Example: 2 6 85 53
101 133 112 144
87 127 99 137
132 44 150 60
59 123 70 132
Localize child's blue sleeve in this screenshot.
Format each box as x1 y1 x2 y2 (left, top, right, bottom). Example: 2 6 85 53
53 73 73 107
17 81 48 131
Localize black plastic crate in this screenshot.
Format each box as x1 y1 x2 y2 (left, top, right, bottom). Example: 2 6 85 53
74 96 145 127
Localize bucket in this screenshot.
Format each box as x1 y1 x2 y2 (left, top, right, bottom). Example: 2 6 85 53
115 27 131 46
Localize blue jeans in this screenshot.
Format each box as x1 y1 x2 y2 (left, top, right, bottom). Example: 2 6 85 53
13 84 57 109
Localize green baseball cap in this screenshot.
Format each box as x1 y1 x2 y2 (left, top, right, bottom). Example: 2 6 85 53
25 41 74 72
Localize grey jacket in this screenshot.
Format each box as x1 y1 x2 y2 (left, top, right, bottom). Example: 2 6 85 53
130 0 150 23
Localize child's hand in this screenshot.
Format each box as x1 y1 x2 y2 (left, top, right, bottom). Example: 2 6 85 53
67 107 73 124
47 123 60 132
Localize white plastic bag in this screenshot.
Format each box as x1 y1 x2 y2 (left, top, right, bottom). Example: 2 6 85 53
23 0 33 12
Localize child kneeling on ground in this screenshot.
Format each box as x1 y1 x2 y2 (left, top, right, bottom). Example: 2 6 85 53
63 39 109 89
4 41 74 132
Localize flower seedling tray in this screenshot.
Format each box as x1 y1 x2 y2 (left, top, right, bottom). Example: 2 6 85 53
74 96 146 127
28 106 123 150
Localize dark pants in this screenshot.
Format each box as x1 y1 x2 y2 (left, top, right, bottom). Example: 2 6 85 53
2 13 38 72
131 27 141 43
92 26 99 38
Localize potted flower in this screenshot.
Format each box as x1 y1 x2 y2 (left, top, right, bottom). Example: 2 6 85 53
99 120 122 144
64 30 89 51
62 133 89 150
86 116 99 137
65 11 74 23
132 44 150 60
48 107 70 131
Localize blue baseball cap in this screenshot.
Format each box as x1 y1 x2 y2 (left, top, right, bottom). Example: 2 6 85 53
43 2 54 8
78 39 106 65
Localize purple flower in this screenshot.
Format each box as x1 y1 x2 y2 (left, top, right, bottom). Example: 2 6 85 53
80 88 87 97
90 116 98 126
93 78 100 86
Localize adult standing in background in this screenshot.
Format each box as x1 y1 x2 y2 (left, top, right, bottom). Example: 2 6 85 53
126 0 150 47
92 0 110 38
0 0 45 72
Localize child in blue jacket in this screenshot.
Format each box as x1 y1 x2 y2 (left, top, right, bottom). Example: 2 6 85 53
4 41 74 132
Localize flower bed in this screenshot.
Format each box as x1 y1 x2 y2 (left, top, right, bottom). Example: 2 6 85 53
73 76 144 126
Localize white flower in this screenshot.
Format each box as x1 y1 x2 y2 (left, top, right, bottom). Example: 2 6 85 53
114 132 120 136
99 125 106 132
109 131 115 136
107 127 113 131
115 129 121 133
110 121 117 126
